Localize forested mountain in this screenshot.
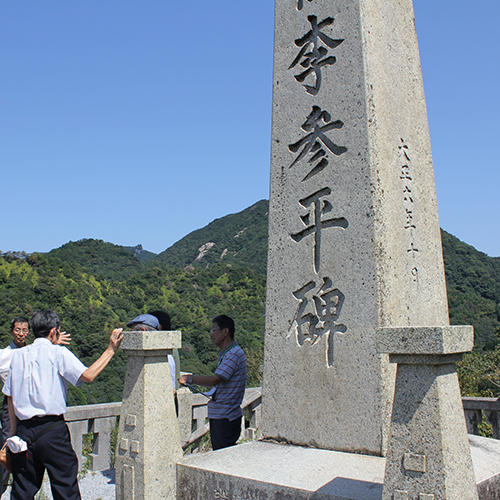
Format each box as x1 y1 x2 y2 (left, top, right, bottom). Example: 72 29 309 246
441 230 499 349
153 200 498 350
152 200 269 273
46 239 144 281
122 244 157 263
0 199 497 403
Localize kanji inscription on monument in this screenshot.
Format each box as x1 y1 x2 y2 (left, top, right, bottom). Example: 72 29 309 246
289 15 344 96
290 276 346 367
288 106 346 181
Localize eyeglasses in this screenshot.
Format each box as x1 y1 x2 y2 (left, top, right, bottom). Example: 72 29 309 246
13 328 29 334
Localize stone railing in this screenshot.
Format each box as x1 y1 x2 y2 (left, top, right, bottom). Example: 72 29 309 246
182 386 262 450
64 391 497 471
463 396 500 439
65 402 121 471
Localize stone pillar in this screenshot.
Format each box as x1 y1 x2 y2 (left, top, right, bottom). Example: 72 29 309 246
115 331 182 500
177 386 193 443
67 419 87 470
90 416 116 471
263 0 448 455
377 326 478 500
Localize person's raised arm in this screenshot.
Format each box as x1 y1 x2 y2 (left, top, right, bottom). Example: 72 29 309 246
79 328 123 383
179 374 223 387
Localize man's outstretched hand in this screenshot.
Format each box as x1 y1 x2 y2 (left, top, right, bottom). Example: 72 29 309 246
56 331 71 345
109 328 124 352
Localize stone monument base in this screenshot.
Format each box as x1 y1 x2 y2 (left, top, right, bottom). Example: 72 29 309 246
177 436 500 499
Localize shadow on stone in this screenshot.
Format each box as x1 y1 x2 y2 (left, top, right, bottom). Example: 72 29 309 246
314 477 382 499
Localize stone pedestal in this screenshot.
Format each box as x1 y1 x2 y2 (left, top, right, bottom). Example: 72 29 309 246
177 438 500 499
377 326 479 500
115 330 182 500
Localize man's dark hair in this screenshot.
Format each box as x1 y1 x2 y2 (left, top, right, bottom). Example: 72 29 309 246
10 317 30 331
148 310 171 330
213 315 235 339
31 310 60 338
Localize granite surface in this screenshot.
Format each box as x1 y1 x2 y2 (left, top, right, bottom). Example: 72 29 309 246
263 0 449 456
177 438 500 499
115 331 182 499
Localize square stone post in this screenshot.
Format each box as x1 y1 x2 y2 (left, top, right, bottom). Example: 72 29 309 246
377 326 478 500
177 386 193 443
115 331 182 500
67 419 88 470
90 415 117 471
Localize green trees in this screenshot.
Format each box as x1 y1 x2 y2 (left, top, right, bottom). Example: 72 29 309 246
0 200 497 403
0 251 266 404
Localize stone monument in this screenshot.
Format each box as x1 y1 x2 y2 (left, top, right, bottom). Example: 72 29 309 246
262 0 449 456
176 0 500 497
116 330 182 500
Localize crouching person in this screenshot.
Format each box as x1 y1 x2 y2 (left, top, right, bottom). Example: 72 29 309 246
2 310 123 500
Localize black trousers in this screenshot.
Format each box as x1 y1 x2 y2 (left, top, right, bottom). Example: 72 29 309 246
11 416 81 500
209 416 242 451
0 397 10 496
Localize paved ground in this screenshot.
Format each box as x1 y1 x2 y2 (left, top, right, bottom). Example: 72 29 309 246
1 468 116 499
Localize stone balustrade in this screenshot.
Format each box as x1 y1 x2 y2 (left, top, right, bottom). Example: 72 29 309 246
182 386 262 449
463 396 500 439
64 391 495 472
64 402 121 471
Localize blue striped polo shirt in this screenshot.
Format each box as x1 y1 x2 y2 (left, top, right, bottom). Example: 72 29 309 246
208 343 247 421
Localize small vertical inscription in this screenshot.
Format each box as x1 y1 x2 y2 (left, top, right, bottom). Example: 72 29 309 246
411 267 419 283
398 138 419 281
289 15 344 95
119 438 129 452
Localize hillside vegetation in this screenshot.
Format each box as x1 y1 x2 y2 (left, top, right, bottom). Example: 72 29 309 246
0 200 497 402
153 200 269 274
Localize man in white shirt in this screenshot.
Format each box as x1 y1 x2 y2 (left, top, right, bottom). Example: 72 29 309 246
3 310 123 500
0 317 30 497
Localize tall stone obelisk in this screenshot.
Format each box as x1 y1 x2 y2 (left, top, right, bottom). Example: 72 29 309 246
262 0 449 455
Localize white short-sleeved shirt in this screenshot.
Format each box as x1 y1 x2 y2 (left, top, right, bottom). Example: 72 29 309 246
167 354 176 390
3 337 87 420
0 341 20 385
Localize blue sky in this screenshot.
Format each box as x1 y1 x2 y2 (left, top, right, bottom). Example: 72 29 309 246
1 1 498 257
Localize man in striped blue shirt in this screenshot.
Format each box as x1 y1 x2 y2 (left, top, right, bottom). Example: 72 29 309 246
179 315 246 450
